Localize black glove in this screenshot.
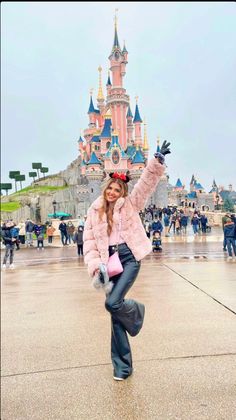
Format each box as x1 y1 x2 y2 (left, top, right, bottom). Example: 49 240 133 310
154 140 171 164
160 140 171 156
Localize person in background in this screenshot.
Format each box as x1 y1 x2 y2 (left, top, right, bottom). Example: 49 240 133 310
74 225 84 256
67 221 75 245
151 216 163 237
222 213 230 252
10 224 20 250
191 213 200 235
34 223 45 250
25 219 35 247
163 212 170 237
180 213 188 235
58 219 68 246
168 212 177 235
223 216 236 260
200 214 208 234
17 220 26 245
77 215 85 227
1 220 17 269
46 223 56 244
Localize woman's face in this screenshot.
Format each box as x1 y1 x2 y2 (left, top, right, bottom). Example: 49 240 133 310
105 182 123 203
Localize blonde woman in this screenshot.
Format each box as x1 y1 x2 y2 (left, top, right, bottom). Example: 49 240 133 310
83 141 171 381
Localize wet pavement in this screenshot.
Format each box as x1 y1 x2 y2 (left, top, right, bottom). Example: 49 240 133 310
1 227 236 419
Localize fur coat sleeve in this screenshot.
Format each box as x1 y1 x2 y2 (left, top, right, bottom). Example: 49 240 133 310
83 209 102 277
129 158 165 211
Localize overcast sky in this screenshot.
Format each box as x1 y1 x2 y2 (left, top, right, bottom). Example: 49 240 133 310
1 1 236 192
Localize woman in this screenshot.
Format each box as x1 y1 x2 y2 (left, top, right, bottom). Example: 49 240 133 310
83 141 171 381
46 223 56 244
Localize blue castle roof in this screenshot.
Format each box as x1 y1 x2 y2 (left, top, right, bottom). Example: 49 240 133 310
105 134 128 159
91 135 100 143
132 148 145 164
122 43 128 54
187 191 197 199
87 152 101 165
195 182 204 190
88 96 100 114
175 178 183 188
126 145 136 159
106 74 112 86
88 96 96 113
127 106 133 119
100 118 112 138
133 104 142 123
78 136 84 143
113 25 120 50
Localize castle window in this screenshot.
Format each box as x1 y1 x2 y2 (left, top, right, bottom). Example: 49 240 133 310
106 141 111 149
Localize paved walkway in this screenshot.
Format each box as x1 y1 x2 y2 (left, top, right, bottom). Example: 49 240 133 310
1 230 236 419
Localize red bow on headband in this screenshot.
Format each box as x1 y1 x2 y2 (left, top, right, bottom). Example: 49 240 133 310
110 172 128 182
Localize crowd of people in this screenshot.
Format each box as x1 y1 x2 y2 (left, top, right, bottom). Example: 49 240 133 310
0 216 86 269
140 206 210 238
1 207 236 269
140 205 236 260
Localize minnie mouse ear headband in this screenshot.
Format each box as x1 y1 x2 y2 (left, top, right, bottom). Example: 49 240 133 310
109 172 130 183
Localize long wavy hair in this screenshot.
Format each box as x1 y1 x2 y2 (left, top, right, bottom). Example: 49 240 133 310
99 178 128 235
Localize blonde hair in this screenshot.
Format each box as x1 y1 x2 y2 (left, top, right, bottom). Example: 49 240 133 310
99 178 128 235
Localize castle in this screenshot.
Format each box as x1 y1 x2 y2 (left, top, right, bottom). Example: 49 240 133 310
76 16 168 209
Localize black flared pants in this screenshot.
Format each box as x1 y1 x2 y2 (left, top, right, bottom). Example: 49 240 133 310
105 243 144 379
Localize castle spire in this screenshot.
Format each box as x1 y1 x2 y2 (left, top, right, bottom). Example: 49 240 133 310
133 97 143 123
97 66 104 101
106 71 112 86
88 89 95 114
112 9 121 51
143 119 149 151
156 136 161 152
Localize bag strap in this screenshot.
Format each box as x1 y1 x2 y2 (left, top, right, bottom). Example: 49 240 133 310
115 213 122 251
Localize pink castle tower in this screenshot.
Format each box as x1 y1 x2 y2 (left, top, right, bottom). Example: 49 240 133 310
106 15 129 151
79 15 150 186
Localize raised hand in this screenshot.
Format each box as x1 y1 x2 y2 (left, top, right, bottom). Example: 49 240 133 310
160 140 171 156
154 140 171 164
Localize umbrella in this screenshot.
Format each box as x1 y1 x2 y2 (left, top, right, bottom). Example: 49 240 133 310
47 212 72 218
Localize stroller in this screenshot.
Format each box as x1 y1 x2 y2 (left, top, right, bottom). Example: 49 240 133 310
152 231 162 252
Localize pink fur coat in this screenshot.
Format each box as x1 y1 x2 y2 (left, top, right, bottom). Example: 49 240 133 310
83 158 165 277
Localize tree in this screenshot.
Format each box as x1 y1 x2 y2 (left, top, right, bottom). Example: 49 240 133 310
15 174 26 190
223 197 234 213
9 171 20 192
32 163 42 180
40 167 49 178
0 183 12 195
29 171 37 183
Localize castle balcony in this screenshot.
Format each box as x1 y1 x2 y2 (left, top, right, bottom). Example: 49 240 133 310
107 93 130 106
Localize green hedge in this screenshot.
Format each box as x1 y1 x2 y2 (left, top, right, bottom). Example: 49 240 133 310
1 201 21 212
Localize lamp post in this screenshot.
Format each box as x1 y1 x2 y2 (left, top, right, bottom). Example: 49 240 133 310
52 200 57 217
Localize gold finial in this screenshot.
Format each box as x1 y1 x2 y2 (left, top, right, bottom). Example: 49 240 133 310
157 135 160 146
97 66 104 101
104 107 112 119
112 129 119 136
114 8 118 28
90 88 94 96
143 118 149 151
135 96 139 104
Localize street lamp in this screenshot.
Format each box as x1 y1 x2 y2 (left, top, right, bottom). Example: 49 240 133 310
52 200 57 217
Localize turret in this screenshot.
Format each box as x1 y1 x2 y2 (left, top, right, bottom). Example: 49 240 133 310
133 97 143 147
97 66 105 117
87 91 96 128
126 105 134 144
106 71 112 95
142 119 149 159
